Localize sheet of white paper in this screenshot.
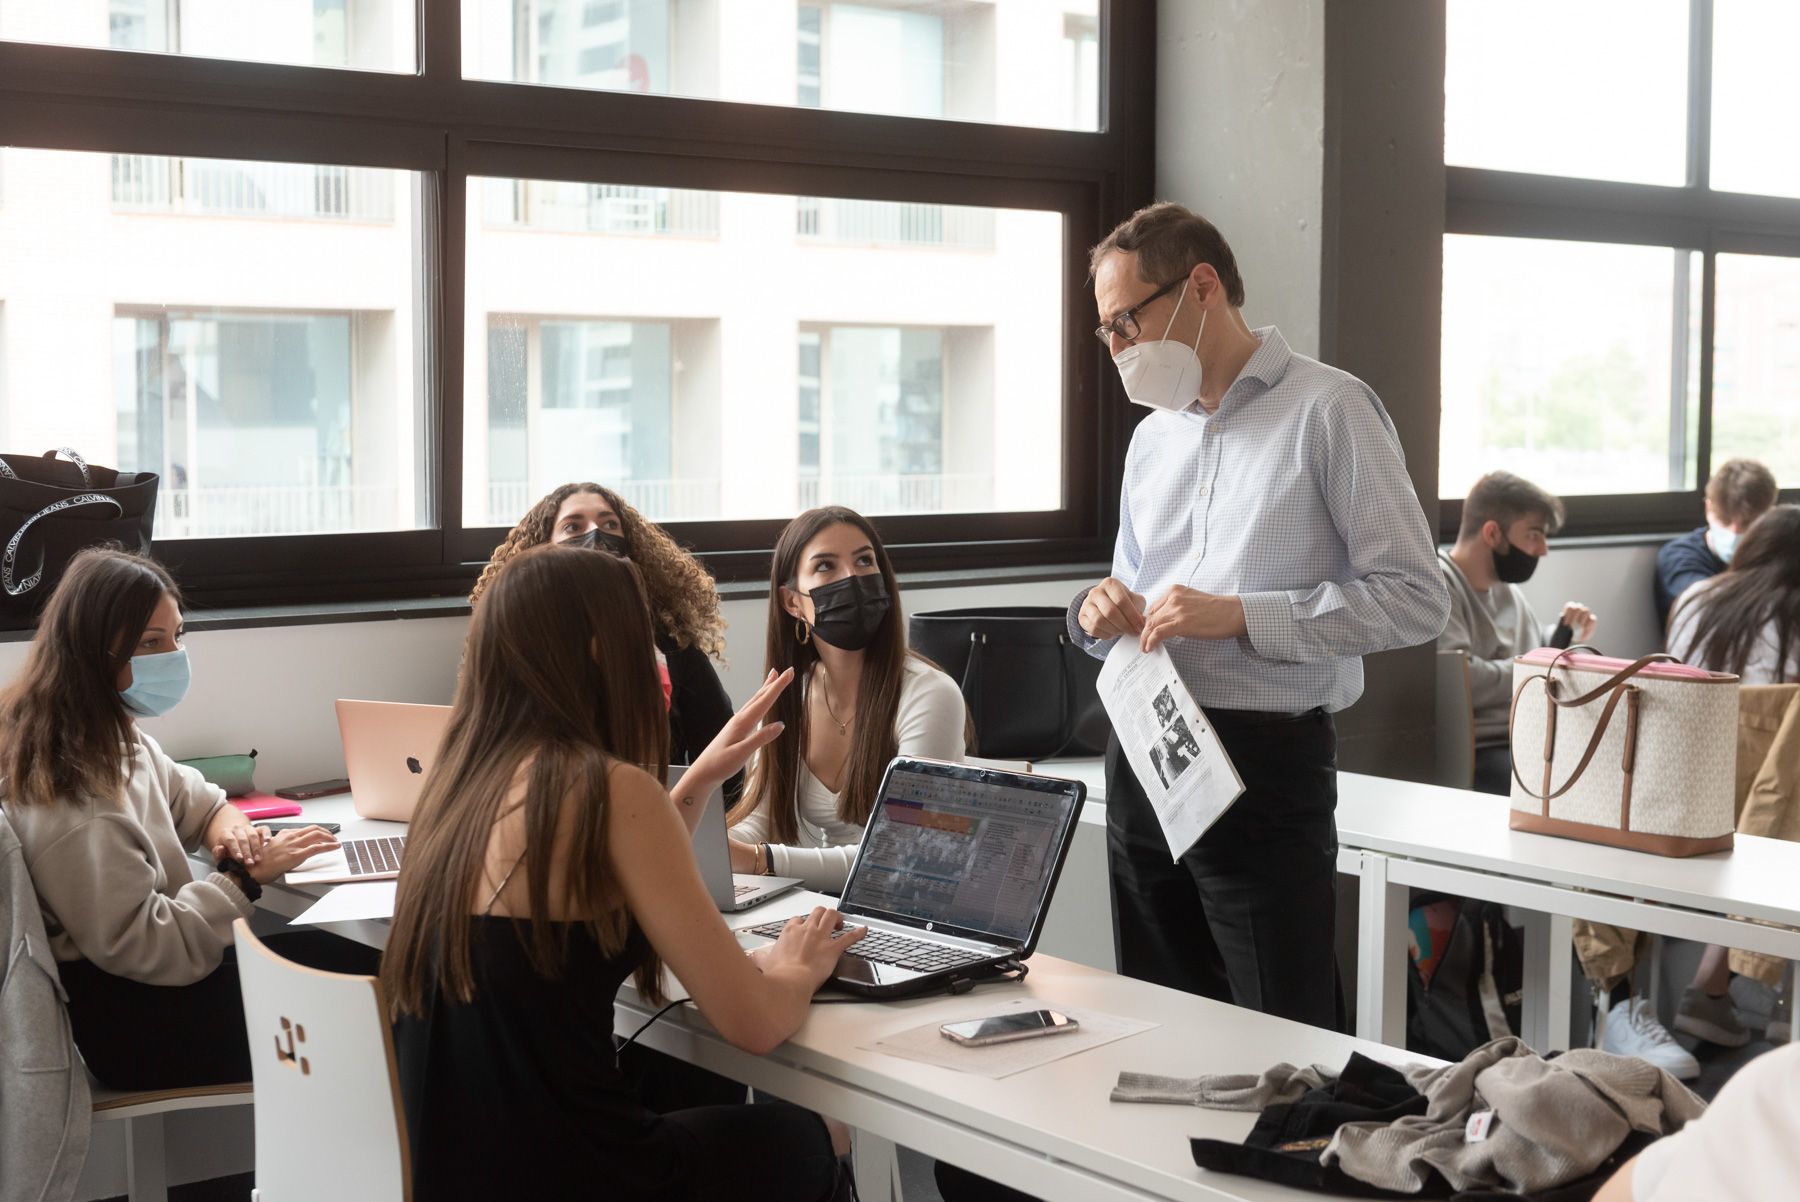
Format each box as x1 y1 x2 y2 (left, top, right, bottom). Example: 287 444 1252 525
861 998 1156 1079
1096 641 1245 860
290 881 397 926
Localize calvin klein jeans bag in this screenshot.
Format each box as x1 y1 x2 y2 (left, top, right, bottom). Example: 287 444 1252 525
1507 647 1738 857
0 448 159 619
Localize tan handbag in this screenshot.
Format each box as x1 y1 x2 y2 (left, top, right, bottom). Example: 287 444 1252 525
1508 647 1739 857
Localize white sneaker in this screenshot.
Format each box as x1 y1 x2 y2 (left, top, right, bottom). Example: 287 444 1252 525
1601 997 1700 1080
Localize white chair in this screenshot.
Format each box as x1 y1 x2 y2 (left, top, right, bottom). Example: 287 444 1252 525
1434 649 1476 790
89 1079 254 1202
233 919 408 1201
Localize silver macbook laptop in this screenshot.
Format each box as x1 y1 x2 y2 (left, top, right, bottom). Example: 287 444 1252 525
672 765 802 912
738 757 1085 998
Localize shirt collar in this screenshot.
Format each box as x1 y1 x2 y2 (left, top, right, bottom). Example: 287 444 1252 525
1183 326 1293 416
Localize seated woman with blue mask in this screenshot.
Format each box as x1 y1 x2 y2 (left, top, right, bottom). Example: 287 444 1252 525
0 548 364 1090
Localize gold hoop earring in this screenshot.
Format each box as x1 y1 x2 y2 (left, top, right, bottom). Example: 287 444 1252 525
794 619 811 645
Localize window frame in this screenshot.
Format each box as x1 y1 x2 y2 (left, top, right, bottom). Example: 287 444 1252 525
0 0 1153 610
1440 0 1800 541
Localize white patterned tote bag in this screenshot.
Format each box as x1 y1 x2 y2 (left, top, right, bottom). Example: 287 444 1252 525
1508 647 1738 857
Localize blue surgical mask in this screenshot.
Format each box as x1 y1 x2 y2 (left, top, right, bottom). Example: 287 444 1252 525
1708 522 1740 564
120 647 191 718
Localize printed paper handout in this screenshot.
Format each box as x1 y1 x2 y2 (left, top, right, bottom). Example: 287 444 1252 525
1097 641 1244 860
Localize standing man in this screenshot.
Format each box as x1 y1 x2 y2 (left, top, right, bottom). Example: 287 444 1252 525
1070 203 1448 1028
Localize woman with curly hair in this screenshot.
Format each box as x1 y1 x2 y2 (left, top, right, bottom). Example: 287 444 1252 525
472 483 735 774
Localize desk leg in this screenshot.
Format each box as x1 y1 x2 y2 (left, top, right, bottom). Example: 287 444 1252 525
1520 911 1574 1052
1355 853 1408 1046
852 1129 901 1202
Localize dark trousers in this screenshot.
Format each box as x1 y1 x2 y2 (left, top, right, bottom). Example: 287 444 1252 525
1473 744 1513 796
60 929 382 1092
1105 708 1340 1029
661 1103 847 1202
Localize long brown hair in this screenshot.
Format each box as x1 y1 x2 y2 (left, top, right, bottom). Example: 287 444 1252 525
728 507 911 837
383 545 672 1018
0 548 179 808
469 482 726 659
1672 504 1800 683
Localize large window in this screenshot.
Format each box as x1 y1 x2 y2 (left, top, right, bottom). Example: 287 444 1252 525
465 176 1061 527
0 2 1148 606
1441 0 1800 533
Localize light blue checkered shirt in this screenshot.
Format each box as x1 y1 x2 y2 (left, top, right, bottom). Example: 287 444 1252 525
1068 327 1449 713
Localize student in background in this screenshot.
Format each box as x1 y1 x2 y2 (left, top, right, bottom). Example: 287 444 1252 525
1438 472 1597 795
472 481 734 774
386 545 863 1202
0 548 356 1090
1656 502 1800 1048
726 506 966 893
1653 458 1777 629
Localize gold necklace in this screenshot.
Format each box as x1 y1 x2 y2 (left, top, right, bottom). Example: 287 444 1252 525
816 665 852 734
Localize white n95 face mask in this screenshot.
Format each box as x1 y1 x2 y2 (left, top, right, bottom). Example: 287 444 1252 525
1112 283 1206 412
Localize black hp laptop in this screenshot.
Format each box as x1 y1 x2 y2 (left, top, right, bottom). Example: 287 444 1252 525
739 757 1085 999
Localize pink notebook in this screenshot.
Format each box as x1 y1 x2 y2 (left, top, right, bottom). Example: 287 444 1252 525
229 793 304 820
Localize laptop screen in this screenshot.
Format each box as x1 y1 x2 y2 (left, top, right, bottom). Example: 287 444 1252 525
840 760 1083 946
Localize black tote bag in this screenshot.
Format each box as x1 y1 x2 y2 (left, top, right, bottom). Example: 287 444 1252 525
0 449 159 619
909 606 1110 760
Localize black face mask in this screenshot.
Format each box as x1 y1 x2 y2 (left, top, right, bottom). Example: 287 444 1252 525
566 527 629 559
1492 539 1539 584
803 572 891 651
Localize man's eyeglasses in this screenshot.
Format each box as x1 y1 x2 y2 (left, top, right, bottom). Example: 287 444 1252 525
1094 275 1187 349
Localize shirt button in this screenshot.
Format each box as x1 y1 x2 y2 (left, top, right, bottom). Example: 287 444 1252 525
1199 485 1210 496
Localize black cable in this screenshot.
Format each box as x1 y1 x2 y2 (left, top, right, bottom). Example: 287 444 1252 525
810 959 1030 1004
614 998 686 1064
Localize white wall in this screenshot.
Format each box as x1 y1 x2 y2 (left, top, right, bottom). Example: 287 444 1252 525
1515 541 1665 661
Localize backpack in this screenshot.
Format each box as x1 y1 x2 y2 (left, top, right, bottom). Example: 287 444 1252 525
1405 896 1524 1061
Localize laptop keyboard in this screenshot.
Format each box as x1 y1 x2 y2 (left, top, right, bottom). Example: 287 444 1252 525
343 836 406 877
745 921 989 972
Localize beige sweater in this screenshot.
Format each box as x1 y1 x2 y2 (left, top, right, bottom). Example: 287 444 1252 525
6 729 253 986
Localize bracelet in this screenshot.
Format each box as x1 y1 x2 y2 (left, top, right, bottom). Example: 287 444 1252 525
214 856 263 903
758 843 774 876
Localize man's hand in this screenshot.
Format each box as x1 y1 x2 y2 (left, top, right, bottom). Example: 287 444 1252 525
1141 586 1248 652
1079 577 1146 640
1560 602 1598 644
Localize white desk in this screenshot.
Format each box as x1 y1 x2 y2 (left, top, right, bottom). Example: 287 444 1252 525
1032 761 1800 1054
1334 773 1800 1052
250 800 1424 1202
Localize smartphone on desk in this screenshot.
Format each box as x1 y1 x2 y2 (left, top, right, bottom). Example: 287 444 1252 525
940 1009 1078 1047
258 821 342 834
275 779 351 801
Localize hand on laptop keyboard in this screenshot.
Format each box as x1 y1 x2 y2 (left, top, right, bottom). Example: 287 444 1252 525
747 920 983 973
746 906 869 990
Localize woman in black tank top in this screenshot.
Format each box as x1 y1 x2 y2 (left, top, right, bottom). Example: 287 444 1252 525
383 546 868 1202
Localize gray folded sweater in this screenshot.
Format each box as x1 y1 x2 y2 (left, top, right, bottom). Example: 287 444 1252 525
1113 1037 1707 1195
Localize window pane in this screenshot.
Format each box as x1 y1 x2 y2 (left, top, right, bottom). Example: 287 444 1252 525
1712 254 1800 485
1711 1 1800 199
462 0 1103 132
465 177 1064 526
0 0 416 72
1445 0 1688 186
1440 235 1700 499
1 147 425 538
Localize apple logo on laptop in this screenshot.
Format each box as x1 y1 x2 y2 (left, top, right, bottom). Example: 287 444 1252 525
406 756 423 775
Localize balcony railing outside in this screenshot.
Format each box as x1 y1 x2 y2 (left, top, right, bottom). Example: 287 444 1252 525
797 198 996 249
485 180 721 237
157 484 404 539
111 156 396 222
